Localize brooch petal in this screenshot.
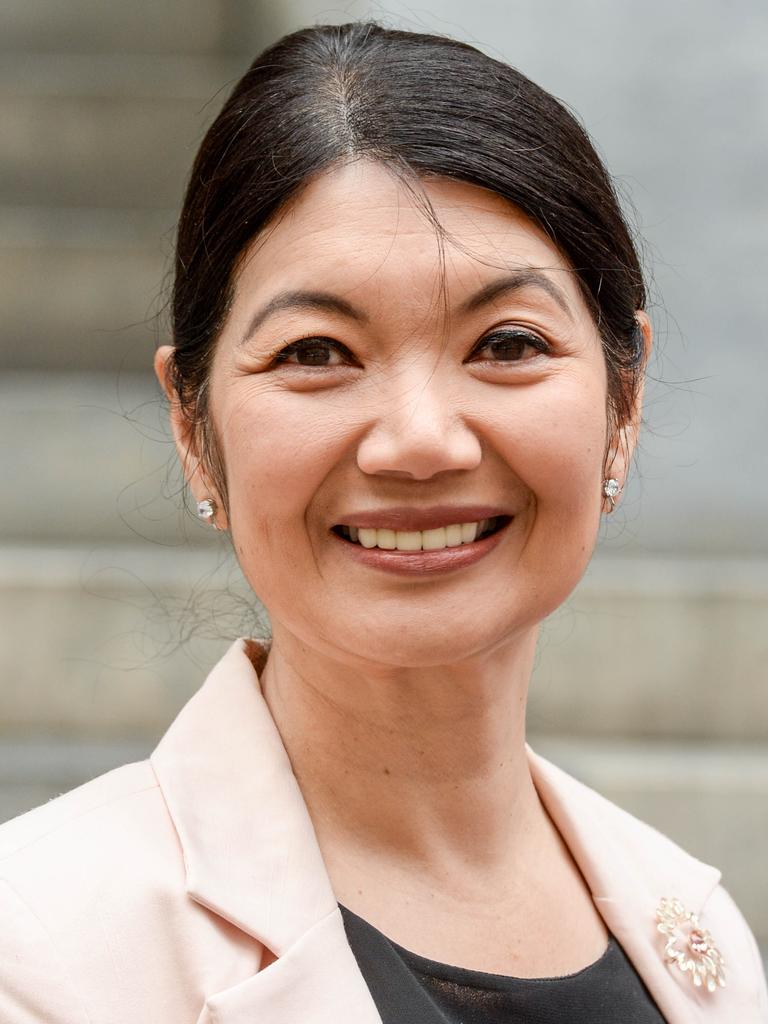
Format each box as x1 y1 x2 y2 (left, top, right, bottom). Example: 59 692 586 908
656 896 726 993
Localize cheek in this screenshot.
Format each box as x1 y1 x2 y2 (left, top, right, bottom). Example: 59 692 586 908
214 384 356 552
484 376 607 496
480 376 608 601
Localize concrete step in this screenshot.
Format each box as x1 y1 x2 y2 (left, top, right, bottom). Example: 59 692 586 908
0 1 239 55
0 53 246 97
0 373 190 542
0 544 238 738
0 55 244 209
529 555 768 742
0 541 765 742
1 733 765 946
0 208 169 371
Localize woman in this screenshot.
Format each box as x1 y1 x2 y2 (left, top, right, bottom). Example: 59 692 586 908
0 22 765 1024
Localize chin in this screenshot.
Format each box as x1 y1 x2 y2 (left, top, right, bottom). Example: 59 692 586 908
312 606 541 670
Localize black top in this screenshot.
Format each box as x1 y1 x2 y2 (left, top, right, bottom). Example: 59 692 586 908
339 903 667 1023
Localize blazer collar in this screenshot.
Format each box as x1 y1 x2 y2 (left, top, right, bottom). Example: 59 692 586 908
151 638 728 1024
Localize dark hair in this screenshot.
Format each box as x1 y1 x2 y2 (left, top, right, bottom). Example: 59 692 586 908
170 22 646 501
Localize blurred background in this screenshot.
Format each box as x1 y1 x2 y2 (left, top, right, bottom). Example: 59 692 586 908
1 0 766 954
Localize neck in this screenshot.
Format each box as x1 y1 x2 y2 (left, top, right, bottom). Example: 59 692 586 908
260 625 545 888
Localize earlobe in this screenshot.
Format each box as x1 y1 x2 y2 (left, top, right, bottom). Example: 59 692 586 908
602 409 639 515
602 477 623 512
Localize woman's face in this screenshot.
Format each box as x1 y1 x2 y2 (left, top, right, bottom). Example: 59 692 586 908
170 161 640 667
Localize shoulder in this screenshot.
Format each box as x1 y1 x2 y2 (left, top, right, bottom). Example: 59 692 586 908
0 759 261 1023
0 759 160 860
0 760 178 899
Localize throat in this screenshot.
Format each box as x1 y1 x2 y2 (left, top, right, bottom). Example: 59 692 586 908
260 625 539 893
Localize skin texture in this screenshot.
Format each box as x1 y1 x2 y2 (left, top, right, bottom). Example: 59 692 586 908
156 160 652 976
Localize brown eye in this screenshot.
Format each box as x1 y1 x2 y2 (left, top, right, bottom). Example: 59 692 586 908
294 342 334 365
273 338 353 367
470 329 549 362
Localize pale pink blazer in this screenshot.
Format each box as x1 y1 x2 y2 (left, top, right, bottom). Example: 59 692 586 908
0 639 765 1023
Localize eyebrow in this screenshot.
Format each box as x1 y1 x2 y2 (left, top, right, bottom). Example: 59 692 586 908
459 269 573 321
239 269 573 346
239 291 369 346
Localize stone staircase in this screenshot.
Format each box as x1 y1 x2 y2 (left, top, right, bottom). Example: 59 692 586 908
1 0 766 960
0 1 248 798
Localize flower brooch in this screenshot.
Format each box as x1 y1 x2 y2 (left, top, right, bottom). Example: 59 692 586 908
656 897 726 993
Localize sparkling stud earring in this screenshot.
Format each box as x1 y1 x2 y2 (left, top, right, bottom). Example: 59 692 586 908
196 498 217 524
602 478 622 511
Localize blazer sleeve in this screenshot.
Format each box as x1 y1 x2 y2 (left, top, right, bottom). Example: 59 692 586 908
0 879 88 1024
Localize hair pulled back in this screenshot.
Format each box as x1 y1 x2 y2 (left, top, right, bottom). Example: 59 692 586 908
170 22 646 492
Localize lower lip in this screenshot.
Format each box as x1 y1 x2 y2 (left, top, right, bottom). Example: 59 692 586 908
331 522 511 576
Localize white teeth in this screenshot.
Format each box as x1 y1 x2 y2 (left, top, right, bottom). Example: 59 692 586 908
343 520 499 550
444 524 463 547
396 530 422 551
461 521 478 544
377 528 397 550
421 527 446 551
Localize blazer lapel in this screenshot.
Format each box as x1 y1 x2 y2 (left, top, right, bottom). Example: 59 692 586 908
196 908 382 1024
527 747 737 1023
151 639 383 1024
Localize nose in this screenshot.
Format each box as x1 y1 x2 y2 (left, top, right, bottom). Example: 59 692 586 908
355 377 483 480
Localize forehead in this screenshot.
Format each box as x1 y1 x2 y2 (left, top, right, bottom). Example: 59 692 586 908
234 160 581 315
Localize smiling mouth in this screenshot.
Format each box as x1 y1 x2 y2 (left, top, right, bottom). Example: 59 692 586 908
332 516 512 551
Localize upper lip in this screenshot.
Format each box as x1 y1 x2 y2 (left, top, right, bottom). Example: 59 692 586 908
334 505 510 532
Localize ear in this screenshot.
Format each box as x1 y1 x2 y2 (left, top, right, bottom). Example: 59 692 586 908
154 345 226 529
603 311 653 511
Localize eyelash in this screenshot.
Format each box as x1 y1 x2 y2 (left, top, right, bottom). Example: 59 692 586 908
270 329 551 369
